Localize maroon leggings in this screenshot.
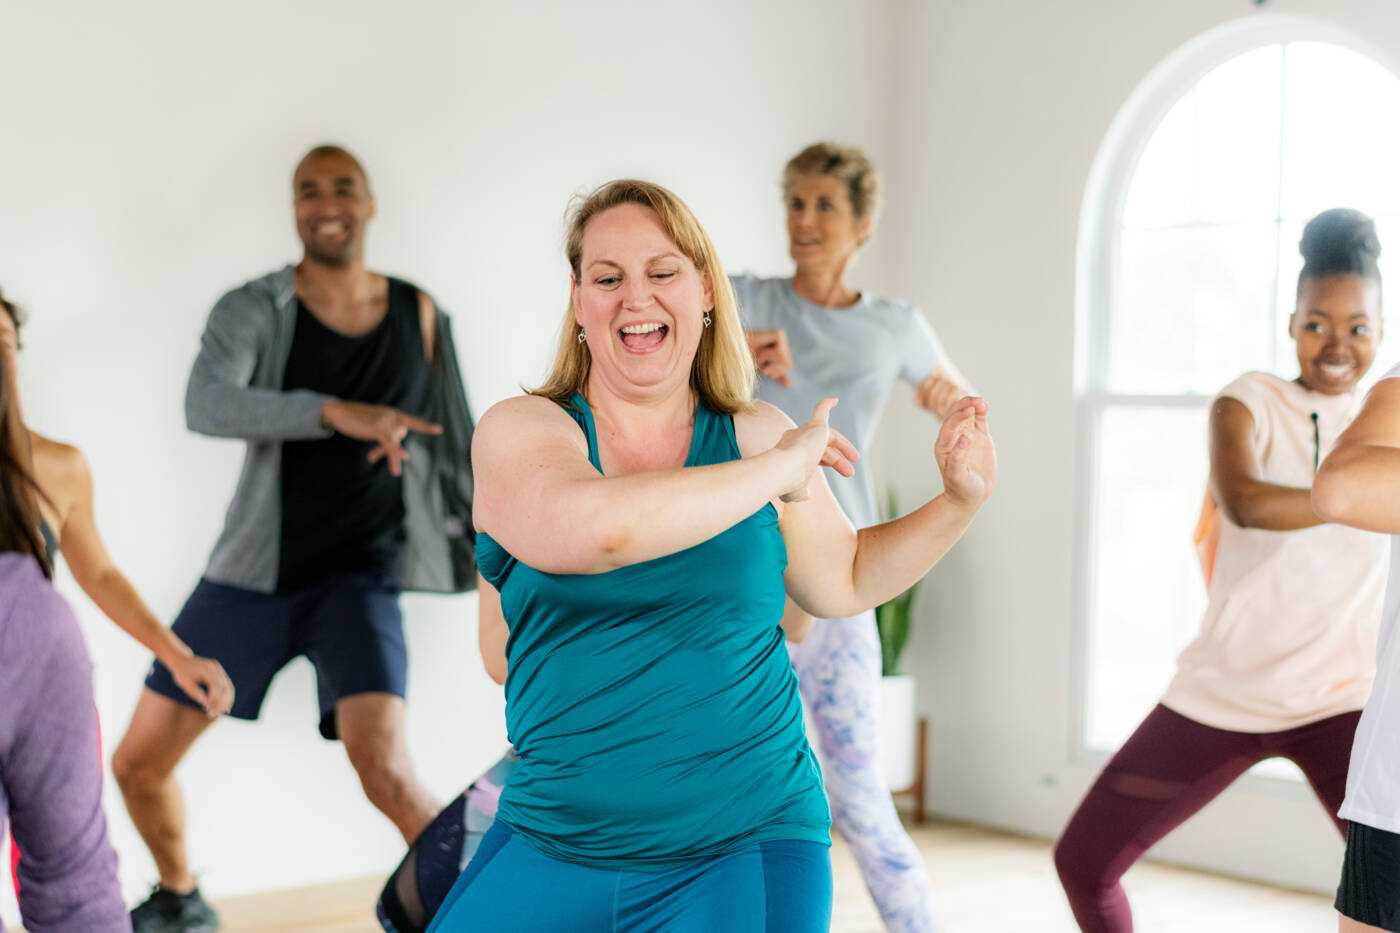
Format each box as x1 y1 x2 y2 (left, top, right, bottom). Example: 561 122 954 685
1053 704 1359 933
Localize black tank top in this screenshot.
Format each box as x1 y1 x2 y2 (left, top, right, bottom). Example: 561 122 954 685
277 277 429 591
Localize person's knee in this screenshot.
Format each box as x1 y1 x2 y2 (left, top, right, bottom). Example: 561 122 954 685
1051 834 1074 880
109 744 139 789
111 739 170 792
112 691 211 793
350 745 413 809
1053 832 1102 895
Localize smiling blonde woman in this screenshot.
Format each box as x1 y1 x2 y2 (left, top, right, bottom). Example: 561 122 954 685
429 179 995 932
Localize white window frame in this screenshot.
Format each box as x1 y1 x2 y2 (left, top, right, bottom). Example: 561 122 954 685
1071 14 1398 788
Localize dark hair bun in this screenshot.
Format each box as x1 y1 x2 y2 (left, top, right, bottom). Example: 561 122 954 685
1300 207 1381 277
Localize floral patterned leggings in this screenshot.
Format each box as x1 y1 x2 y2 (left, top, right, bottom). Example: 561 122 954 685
789 611 934 933
378 751 517 933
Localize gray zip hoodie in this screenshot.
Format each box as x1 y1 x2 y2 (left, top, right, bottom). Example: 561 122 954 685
186 265 475 594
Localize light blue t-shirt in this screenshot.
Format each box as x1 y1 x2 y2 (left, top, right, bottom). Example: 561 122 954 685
731 274 943 529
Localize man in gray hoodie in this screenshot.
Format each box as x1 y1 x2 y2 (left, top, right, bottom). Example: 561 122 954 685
111 145 475 933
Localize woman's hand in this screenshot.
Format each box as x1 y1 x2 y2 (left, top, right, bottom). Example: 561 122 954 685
936 397 996 509
746 329 794 387
773 398 860 502
915 371 967 419
165 653 236 718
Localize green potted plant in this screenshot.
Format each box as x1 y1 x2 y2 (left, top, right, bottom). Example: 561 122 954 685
875 491 920 790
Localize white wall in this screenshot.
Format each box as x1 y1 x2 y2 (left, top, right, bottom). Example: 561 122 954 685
878 0 1400 897
0 0 897 910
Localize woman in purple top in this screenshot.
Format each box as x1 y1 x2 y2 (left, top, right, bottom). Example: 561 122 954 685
0 348 128 931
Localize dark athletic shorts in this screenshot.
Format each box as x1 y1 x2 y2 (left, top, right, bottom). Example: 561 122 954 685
144 572 406 740
1337 821 1400 931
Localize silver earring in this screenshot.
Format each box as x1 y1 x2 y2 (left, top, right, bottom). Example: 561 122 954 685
703 312 712 328
577 330 586 344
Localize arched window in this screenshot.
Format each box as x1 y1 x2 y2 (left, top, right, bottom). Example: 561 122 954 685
1075 17 1400 763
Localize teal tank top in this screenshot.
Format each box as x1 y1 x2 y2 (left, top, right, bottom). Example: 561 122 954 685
476 393 830 871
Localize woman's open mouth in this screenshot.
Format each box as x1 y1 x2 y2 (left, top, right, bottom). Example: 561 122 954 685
1315 360 1357 385
619 322 669 352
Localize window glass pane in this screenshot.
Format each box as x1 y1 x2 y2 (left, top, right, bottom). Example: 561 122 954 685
1122 91 1196 228
1109 224 1276 395
1191 45 1283 225
1272 218 1305 379
1281 43 1400 221
1086 405 1209 750
1123 45 1282 230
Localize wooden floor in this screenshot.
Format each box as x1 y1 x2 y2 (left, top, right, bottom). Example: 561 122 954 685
208 819 1336 932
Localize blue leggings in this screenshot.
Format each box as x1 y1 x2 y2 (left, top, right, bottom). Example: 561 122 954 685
427 823 832 932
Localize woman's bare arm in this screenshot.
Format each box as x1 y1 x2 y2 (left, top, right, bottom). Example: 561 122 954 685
913 359 979 420
737 398 995 620
477 572 509 685
472 395 854 575
1209 397 1323 531
1314 378 1400 533
778 598 815 643
46 442 234 716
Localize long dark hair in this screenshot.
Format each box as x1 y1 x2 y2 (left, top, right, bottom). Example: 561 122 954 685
0 297 50 578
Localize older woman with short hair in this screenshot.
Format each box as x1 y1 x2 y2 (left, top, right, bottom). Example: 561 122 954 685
732 142 975 932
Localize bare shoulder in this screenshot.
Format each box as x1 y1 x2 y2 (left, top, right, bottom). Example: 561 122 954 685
27 432 90 523
480 393 580 428
732 400 794 459
28 431 90 490
472 395 596 535
1210 395 1255 436
474 395 589 459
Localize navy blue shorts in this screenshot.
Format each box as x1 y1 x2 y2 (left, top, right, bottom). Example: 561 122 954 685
1337 821 1400 931
144 572 406 740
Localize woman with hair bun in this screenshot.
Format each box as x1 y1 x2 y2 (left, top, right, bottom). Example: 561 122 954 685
1053 207 1389 933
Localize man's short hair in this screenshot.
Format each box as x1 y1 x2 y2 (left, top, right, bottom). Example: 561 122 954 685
295 144 371 193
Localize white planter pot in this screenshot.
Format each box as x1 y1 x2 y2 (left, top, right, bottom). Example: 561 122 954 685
880 674 917 790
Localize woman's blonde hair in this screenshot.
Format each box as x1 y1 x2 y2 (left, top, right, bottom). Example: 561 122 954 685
533 179 755 414
781 141 883 225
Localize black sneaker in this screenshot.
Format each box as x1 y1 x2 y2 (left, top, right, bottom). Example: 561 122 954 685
130 884 221 933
